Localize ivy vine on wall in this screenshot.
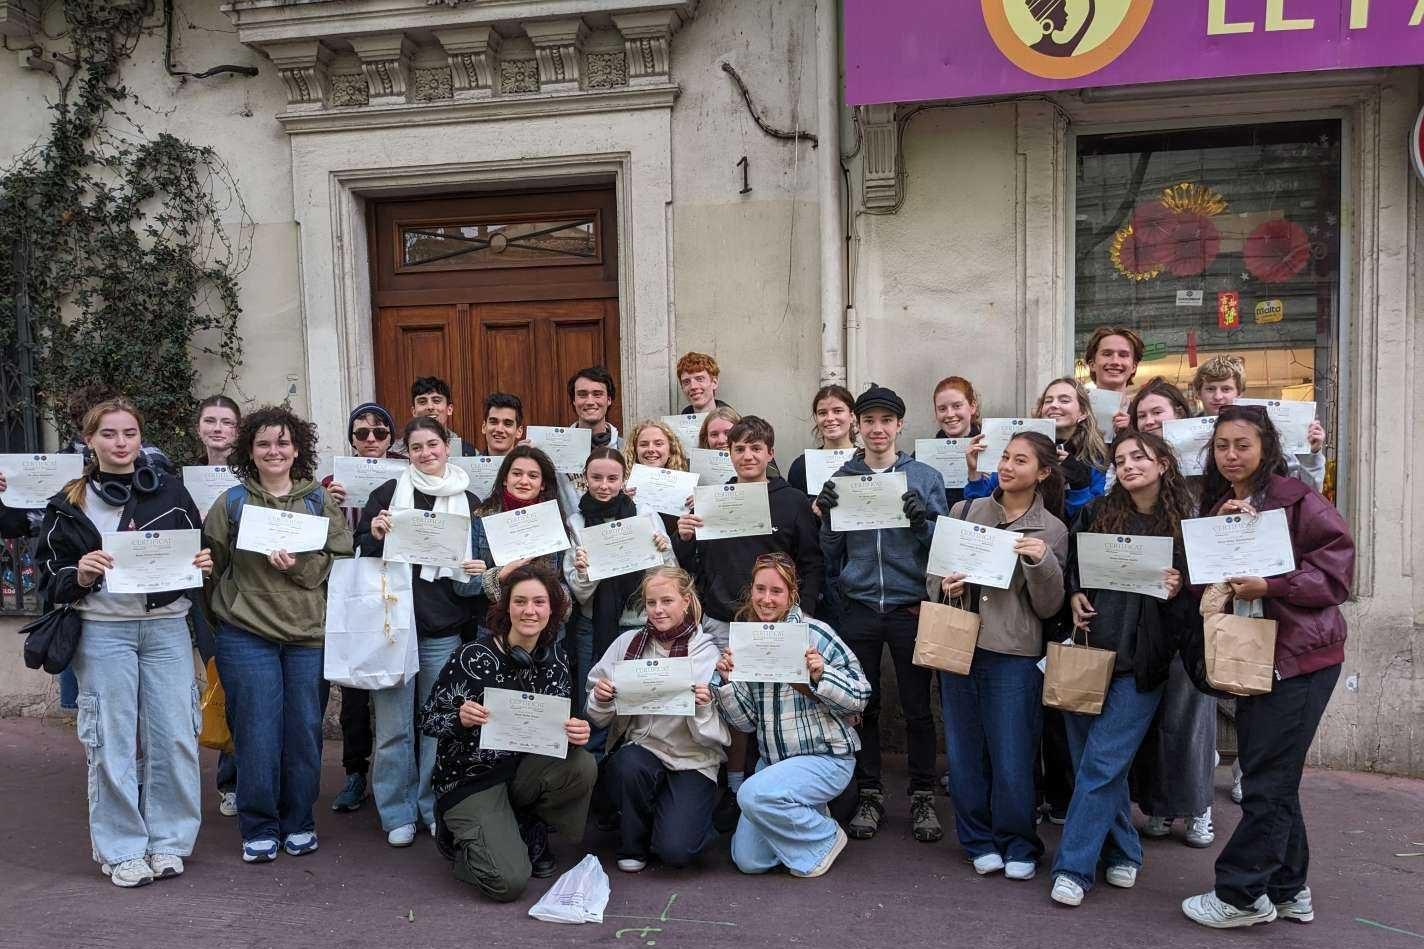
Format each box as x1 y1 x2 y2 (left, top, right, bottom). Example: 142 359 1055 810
0 0 249 461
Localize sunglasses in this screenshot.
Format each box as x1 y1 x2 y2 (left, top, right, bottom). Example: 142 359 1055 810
353 427 391 442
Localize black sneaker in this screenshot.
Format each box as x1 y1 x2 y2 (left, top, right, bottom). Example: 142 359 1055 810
521 819 556 878
330 773 366 813
848 789 885 840
911 790 943 843
712 790 742 834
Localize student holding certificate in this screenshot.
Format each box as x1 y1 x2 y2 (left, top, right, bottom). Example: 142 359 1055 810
565 447 676 715
354 417 485 848
815 385 948 845
35 397 211 888
421 564 596 902
203 405 352 866
1050 430 1195 908
927 431 1068 882
923 376 984 510
456 446 569 636
1083 325 1145 435
786 384 857 495
713 554 871 878
553 366 623 516
621 419 693 537
585 567 729 873
676 351 731 415
1180 405 1354 930
1189 355 1328 492
674 416 823 828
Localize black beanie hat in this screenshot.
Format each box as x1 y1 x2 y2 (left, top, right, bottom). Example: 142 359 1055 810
348 402 395 442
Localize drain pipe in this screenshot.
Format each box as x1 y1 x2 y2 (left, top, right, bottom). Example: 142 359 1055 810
815 0 848 388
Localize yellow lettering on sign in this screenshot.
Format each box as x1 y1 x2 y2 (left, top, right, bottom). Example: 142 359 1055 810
1208 0 1254 34
1265 0 1315 30
1349 0 1369 28
1411 0 1423 26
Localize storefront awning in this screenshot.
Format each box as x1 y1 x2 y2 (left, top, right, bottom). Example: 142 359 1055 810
845 1 1424 106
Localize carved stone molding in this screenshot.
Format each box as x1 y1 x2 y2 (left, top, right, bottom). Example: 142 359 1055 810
524 18 588 92
330 73 370 108
349 33 416 104
500 59 540 95
413 66 454 101
585 51 628 90
434 25 501 99
859 104 901 211
264 39 334 109
611 10 682 84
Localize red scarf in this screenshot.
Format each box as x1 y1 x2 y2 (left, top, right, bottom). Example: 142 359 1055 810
623 615 697 661
501 489 539 511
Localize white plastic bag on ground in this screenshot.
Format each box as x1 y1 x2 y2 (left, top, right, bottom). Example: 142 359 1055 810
528 854 609 924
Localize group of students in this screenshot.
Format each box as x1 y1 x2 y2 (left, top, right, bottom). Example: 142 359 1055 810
0 340 1354 931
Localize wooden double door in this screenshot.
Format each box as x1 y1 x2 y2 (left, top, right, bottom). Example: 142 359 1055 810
371 187 621 445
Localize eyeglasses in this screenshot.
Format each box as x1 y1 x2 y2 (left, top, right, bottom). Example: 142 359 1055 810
753 552 795 569
354 427 391 442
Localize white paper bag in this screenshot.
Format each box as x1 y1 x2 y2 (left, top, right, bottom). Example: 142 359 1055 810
323 556 418 690
528 854 610 924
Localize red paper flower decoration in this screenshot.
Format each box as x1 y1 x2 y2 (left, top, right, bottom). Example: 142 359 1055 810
1244 219 1311 283
1128 201 1176 268
1163 213 1221 277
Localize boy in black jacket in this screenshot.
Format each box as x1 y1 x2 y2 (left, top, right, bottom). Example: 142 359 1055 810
672 416 823 826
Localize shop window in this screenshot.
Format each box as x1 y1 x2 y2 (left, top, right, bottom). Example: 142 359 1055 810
398 215 600 272
1073 120 1342 493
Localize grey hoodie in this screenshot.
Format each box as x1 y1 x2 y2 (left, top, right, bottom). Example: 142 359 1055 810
820 451 948 612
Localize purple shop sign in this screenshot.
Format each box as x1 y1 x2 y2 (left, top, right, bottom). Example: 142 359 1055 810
846 1 1424 105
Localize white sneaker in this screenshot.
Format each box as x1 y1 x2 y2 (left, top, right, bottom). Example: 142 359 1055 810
1274 887 1314 923
1005 860 1036 881
1051 875 1084 907
1186 810 1215 848
147 854 184 879
1142 816 1172 838
1231 762 1244 804
617 858 647 873
791 827 848 878
429 822 437 837
101 858 154 888
387 823 417 848
972 853 1005 875
1182 891 1277 929
219 791 238 817
1105 864 1138 888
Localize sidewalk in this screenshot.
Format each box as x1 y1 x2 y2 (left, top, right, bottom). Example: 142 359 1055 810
1 715 1421 949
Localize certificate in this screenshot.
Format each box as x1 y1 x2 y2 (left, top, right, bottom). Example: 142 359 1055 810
926 516 1021 589
1089 387 1125 436
693 482 772 541
448 454 501 502
1075 533 1175 598
479 687 570 758
1236 398 1316 455
181 466 239 520
480 500 571 566
331 455 409 508
802 448 855 493
235 504 329 555
102 529 202 594
525 426 593 474
690 448 736 486
626 464 698 517
915 438 969 489
613 656 695 716
0 453 83 509
661 413 708 455
980 418 1056 466
829 472 908 532
579 515 663 582
728 622 809 684
1162 416 1216 476
384 509 471 570
1182 509 1296 584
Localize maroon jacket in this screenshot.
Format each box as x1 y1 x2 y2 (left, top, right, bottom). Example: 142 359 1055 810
1210 475 1354 679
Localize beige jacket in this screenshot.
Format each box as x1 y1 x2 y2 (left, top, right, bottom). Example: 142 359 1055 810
926 492 1068 658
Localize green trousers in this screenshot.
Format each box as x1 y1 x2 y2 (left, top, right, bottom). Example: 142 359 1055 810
442 748 598 902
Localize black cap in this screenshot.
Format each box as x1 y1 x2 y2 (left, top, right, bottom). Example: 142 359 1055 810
853 383 906 419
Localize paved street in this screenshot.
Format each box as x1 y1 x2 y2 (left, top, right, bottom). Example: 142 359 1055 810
1 716 1421 949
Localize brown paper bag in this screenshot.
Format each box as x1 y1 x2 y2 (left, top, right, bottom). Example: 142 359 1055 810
1204 613 1277 696
1042 634 1115 715
913 599 980 675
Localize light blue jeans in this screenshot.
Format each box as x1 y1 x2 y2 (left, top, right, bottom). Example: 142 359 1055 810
731 753 855 875
71 616 201 865
370 634 460 830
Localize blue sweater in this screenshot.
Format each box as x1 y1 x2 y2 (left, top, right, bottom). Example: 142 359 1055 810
963 465 1106 523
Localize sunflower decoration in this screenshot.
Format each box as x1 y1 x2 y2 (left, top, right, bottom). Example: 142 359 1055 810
1109 224 1162 281
1160 181 1229 217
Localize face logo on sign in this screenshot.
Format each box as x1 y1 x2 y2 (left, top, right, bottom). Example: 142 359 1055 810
983 0 1153 79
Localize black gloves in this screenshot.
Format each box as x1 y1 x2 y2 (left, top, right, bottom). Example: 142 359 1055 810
901 490 928 530
815 480 839 513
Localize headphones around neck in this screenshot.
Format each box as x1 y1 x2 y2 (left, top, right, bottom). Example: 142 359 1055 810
90 461 161 507
507 642 552 670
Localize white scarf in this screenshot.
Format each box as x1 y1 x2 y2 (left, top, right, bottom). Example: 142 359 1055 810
391 462 472 582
